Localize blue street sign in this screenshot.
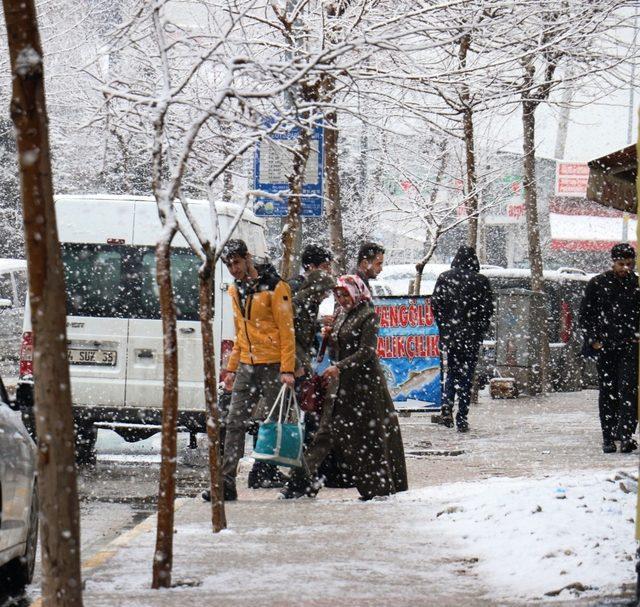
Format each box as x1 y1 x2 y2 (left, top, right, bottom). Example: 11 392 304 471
253 121 324 217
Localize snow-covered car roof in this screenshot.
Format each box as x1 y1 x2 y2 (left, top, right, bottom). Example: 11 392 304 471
483 267 591 283
376 263 450 281
373 263 591 296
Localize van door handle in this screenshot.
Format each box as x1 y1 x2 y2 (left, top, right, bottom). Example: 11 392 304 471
179 327 195 335
137 349 154 359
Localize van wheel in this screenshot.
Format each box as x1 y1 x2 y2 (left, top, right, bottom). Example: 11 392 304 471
75 425 97 466
0 485 38 589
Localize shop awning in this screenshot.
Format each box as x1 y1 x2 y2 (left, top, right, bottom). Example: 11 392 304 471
587 144 636 212
549 197 636 251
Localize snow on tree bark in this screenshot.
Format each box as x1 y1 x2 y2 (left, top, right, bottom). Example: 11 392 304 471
324 109 346 275
2 0 83 604
198 254 226 532
151 223 180 589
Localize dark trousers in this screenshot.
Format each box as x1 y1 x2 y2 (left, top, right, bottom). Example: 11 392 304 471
596 343 638 443
442 342 480 426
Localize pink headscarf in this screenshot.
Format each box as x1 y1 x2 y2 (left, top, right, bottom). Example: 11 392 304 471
335 274 372 307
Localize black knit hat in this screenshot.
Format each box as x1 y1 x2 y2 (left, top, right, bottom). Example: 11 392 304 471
301 244 333 269
611 243 636 260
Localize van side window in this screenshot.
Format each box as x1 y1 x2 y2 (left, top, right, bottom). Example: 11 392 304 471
62 245 134 318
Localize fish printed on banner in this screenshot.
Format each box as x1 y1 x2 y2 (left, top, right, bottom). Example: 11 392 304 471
374 296 441 410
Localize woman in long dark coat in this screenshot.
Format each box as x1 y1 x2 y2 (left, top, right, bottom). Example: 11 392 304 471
282 274 408 500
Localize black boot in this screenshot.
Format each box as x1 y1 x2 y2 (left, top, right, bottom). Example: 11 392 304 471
202 478 237 502
279 471 318 499
602 440 617 454
441 406 454 428
248 461 287 489
620 439 638 454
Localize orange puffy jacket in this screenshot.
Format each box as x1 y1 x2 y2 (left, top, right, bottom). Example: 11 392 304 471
226 264 295 374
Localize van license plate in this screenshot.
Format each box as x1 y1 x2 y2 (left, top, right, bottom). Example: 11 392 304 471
68 349 117 366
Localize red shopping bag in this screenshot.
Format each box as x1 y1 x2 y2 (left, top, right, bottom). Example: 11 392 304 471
299 374 327 413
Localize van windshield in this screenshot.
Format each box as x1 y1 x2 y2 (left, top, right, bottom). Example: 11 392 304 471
62 244 203 321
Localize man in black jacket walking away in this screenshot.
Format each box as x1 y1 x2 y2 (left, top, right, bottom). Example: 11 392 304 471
580 243 640 454
432 246 494 432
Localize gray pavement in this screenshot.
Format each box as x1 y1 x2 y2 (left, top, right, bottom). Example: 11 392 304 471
31 390 640 606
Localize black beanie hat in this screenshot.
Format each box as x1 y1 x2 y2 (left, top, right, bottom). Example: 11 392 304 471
611 243 636 260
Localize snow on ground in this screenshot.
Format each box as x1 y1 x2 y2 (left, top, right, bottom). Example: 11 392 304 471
82 467 637 605
396 469 637 602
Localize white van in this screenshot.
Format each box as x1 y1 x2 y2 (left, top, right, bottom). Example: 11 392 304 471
16 194 267 461
0 258 28 363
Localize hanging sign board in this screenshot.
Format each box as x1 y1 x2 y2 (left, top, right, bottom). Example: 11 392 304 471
556 162 589 197
253 121 324 217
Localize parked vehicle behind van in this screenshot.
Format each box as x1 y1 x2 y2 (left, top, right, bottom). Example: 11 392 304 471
474 267 592 392
0 259 28 364
373 263 592 392
16 195 267 462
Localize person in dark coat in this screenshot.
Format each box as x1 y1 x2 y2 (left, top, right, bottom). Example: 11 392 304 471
289 244 333 295
580 243 640 454
293 270 336 376
293 270 336 454
431 246 494 432
281 274 408 500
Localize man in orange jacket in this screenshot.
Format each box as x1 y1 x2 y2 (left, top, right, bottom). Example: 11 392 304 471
216 239 295 501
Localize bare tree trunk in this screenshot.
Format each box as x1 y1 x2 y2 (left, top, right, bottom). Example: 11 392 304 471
221 122 233 203
458 33 479 249
463 105 478 249
2 2 83 604
324 110 346 274
413 141 449 295
222 169 233 203
413 240 438 296
152 229 179 589
522 99 549 394
198 255 226 532
281 128 311 279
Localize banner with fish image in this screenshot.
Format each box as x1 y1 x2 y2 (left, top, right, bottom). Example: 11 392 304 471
374 296 441 411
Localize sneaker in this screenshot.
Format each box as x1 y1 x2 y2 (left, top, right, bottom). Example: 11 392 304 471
248 463 287 489
602 440 617 454
620 439 638 454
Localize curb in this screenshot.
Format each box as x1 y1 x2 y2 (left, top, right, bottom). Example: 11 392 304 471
31 497 191 606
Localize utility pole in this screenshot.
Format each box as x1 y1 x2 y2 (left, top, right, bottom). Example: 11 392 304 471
623 5 638 243
554 71 574 160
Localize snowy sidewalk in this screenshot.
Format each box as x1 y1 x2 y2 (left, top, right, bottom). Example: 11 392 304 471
77 390 639 605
